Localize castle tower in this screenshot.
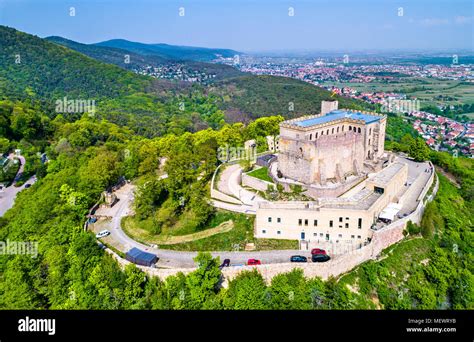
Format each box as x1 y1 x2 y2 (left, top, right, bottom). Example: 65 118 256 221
321 100 338 115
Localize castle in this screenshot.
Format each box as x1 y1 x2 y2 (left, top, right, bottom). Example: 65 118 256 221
249 101 433 251
278 100 386 186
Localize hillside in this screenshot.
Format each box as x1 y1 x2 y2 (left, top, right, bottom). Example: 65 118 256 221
209 75 373 122
96 39 239 62
0 26 150 101
0 26 368 136
46 36 169 68
46 36 243 81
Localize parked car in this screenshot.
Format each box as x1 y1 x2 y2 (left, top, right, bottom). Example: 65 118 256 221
24 183 31 188
312 254 330 262
247 258 261 265
220 259 231 268
311 248 327 255
290 255 308 262
95 230 110 239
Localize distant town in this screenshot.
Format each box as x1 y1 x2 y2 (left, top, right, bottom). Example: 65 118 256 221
217 54 474 157
123 52 474 157
408 111 474 156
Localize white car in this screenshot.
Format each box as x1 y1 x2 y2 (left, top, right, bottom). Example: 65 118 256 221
95 230 110 239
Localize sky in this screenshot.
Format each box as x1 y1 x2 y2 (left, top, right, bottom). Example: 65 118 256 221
0 0 472 52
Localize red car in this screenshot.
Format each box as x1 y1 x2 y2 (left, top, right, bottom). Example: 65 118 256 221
311 248 327 255
247 259 261 265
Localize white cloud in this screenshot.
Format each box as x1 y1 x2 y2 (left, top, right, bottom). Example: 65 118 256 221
419 18 450 27
454 16 473 24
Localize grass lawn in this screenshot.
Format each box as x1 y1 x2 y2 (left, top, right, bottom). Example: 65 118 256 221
122 214 235 245
246 166 273 183
159 210 298 251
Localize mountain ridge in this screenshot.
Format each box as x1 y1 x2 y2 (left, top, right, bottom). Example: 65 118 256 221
95 38 240 62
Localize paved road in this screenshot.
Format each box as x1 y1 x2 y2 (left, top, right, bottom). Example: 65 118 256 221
97 183 303 268
0 155 36 217
211 199 256 214
97 156 433 269
395 156 432 216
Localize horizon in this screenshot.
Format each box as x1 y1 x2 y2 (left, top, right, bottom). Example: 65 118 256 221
0 0 472 53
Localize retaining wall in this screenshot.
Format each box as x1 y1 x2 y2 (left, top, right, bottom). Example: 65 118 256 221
242 172 275 192
109 167 437 286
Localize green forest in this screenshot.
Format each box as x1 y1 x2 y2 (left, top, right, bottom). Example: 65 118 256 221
0 25 472 310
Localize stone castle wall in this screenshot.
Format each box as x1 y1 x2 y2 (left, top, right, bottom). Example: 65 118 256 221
242 172 275 192
111 172 436 287
279 131 365 184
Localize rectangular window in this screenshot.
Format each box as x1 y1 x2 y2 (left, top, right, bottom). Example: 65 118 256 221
357 235 361 239
358 218 362 229
320 233 324 237
329 220 333 228
313 219 318 226
304 219 308 226
262 230 266 234
374 186 384 194
277 217 281 223
345 217 349 220
268 217 272 223
313 233 317 237
345 223 349 228
339 217 343 222
298 219 302 226
338 234 342 238
277 231 281 235
351 235 355 239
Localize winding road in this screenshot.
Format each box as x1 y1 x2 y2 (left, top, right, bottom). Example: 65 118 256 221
95 155 432 269
94 183 302 268
0 154 36 217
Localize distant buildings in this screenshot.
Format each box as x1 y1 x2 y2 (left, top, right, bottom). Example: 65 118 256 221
408 111 472 157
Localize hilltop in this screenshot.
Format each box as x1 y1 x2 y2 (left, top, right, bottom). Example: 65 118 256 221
95 39 239 62
0 25 369 134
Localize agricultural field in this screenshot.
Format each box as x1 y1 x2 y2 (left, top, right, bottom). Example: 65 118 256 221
321 78 474 107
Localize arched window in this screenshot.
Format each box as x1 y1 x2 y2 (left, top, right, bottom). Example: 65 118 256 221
349 126 352 131
369 128 372 135
310 134 312 140
337 127 339 133
327 129 329 135
358 127 361 133
332 128 334 134
316 132 318 139
342 125 344 131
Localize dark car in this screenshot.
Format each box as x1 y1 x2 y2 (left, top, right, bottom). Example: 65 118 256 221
311 248 327 255
220 258 231 268
312 254 331 262
24 183 31 188
290 255 308 263
247 259 261 265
